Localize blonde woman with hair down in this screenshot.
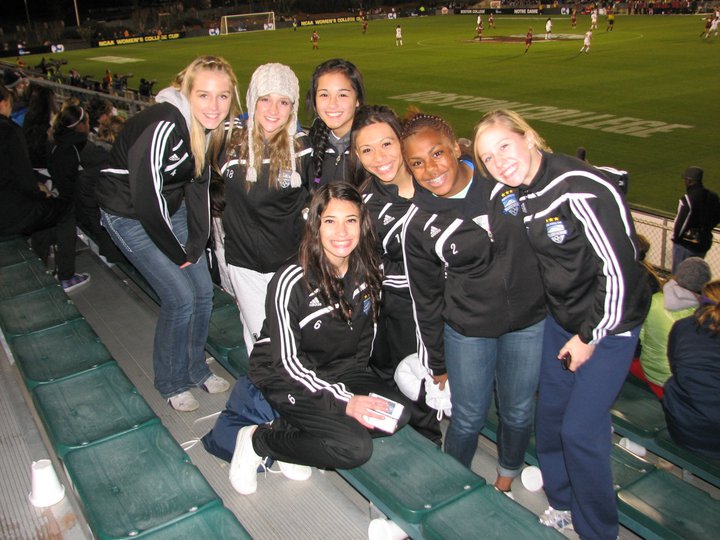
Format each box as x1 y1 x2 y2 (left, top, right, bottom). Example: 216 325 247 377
97 56 240 412
474 109 650 540
662 280 720 459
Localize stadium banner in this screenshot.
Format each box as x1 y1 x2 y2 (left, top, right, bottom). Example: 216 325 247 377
457 7 565 15
299 16 362 27
93 32 185 48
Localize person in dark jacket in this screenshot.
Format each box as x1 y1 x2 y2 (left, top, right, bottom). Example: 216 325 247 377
97 56 240 412
0 83 87 291
663 280 720 460
306 59 365 188
349 105 441 444
401 112 546 495
48 103 89 207
671 166 720 273
216 63 313 354
229 183 412 495
475 109 651 540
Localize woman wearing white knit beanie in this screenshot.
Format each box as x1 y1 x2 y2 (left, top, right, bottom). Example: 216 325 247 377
215 63 314 354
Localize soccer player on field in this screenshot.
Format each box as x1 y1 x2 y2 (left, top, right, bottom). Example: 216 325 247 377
580 30 592 53
311 30 319 49
545 17 553 40
591 10 598 30
571 9 577 28
395 25 403 46
489 13 495 28
525 28 533 53
606 10 615 32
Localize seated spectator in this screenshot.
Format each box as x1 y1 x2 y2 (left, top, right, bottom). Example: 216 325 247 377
0 84 89 291
77 115 126 264
662 280 720 459
636 233 664 295
638 258 710 397
86 96 114 136
227 183 412 495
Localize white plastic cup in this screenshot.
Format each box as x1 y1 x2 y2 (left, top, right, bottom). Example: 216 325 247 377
520 465 544 492
368 518 408 540
618 437 647 457
28 459 65 508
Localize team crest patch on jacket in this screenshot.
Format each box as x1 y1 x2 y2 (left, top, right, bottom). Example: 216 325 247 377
500 190 520 216
546 217 568 244
362 293 371 315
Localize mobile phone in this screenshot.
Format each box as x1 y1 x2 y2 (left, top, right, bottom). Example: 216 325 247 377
364 393 404 434
560 352 572 371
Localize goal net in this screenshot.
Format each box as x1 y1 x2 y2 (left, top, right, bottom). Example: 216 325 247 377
220 12 276 35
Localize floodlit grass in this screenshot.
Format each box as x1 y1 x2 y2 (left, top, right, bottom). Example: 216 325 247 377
27 14 720 213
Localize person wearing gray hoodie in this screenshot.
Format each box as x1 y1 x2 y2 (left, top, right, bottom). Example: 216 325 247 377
639 257 711 389
97 56 239 412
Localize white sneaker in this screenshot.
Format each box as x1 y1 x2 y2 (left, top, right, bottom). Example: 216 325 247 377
201 374 230 394
539 506 573 530
229 425 263 495
167 391 199 412
277 461 312 481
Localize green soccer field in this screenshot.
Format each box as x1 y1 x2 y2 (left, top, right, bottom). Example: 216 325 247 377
28 14 720 214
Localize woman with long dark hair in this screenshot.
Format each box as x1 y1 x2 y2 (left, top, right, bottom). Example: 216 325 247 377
229 183 411 495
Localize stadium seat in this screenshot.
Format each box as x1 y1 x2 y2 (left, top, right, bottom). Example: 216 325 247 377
9 318 114 389
63 422 220 540
0 237 38 267
611 379 666 440
135 501 252 539
0 285 82 337
421 484 563 540
338 426 484 532
0 258 57 300
654 428 720 489
32 362 158 457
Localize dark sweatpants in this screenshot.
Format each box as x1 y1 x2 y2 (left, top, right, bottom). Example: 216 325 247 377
252 368 412 470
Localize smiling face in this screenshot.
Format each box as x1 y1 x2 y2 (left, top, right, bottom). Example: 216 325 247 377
314 71 359 137
474 122 541 187
319 198 361 275
188 69 233 130
354 121 405 184
403 128 468 198
255 93 293 138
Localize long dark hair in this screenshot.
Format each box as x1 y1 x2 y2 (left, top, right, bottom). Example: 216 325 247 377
305 59 366 182
349 105 404 192
299 183 382 322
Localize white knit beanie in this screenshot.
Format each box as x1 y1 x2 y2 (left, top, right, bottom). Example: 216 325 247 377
245 63 301 186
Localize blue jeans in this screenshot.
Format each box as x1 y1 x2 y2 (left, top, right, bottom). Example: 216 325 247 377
101 205 213 398
443 319 545 474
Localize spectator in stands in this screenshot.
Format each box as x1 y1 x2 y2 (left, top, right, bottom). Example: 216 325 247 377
638 258 710 397
215 63 313 354
306 58 365 187
3 68 30 126
22 85 59 190
48 103 89 205
76 115 126 264
101 69 112 93
662 280 720 459
229 183 411 495
672 166 720 273
0 84 89 291
97 56 240 412
474 109 650 539
402 112 546 495
636 233 664 295
348 105 442 444
86 96 114 136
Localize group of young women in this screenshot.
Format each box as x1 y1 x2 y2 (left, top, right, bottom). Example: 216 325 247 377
94 54 651 540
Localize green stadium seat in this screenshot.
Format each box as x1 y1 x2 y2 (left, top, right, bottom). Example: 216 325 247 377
226 345 249 378
421 484 564 540
0 237 37 267
137 501 251 540
63 422 219 540
32 362 158 457
212 286 236 309
617 468 720 540
206 305 245 365
654 428 720 489
0 259 57 300
610 443 655 489
0 286 82 337
9 319 114 389
338 426 484 525
611 381 666 441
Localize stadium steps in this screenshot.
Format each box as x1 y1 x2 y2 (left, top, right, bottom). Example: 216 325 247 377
0 237 251 539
